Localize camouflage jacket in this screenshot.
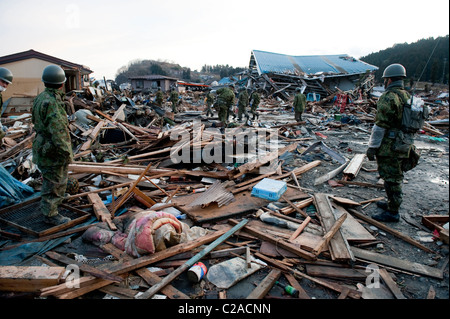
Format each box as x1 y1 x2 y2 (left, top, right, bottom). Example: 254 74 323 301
32 88 73 167
205 92 214 106
170 91 179 103
375 80 412 158
237 90 249 107
216 88 235 108
155 90 164 104
250 92 260 108
293 93 306 112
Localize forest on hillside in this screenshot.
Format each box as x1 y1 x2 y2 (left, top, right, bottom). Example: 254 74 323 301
360 35 449 85
114 59 244 85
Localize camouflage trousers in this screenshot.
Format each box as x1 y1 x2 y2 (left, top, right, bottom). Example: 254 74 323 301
218 105 228 125
238 105 249 121
39 164 68 217
250 106 258 119
376 156 406 213
206 104 214 117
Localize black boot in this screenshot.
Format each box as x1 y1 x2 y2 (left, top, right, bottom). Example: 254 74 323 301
376 201 388 210
372 210 400 222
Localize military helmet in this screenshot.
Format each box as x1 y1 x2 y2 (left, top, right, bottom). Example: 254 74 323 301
0 67 13 84
42 65 67 85
382 63 407 78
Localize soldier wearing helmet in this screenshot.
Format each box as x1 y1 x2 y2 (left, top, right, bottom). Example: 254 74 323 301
32 65 74 226
0 67 13 145
293 87 306 122
366 63 417 222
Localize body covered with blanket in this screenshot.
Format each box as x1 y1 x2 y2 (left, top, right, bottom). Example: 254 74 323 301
82 210 208 257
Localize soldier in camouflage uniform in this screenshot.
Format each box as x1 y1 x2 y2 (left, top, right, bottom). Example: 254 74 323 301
366 64 414 222
155 87 164 107
32 65 73 226
237 87 250 122
205 89 215 117
169 88 179 113
293 87 306 122
215 85 235 126
0 68 13 145
249 87 261 120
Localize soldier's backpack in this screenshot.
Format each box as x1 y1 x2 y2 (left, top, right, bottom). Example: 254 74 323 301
401 96 430 133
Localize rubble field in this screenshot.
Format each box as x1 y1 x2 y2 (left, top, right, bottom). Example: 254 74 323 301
0 84 448 301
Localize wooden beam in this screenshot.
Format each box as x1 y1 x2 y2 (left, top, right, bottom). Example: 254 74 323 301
246 269 281 299
228 219 316 261
0 266 65 292
284 273 310 299
352 247 443 279
313 213 347 256
289 216 311 242
348 208 435 253
81 121 106 151
343 153 365 180
378 268 406 299
314 193 354 262
87 193 117 230
45 251 123 283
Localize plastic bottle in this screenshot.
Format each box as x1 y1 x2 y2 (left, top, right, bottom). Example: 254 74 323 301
276 281 299 298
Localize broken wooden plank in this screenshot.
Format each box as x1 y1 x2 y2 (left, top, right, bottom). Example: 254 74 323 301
313 213 347 256
332 204 376 243
45 251 123 283
378 268 406 299
80 120 106 151
422 215 449 244
330 196 361 206
289 216 311 242
305 264 367 281
337 180 384 188
343 153 365 180
172 187 309 223
284 273 310 299
229 219 317 261
281 195 309 219
0 266 65 292
246 269 281 299
348 208 435 253
232 143 298 179
314 193 354 262
292 269 361 299
210 247 248 259
87 193 117 230
351 247 443 279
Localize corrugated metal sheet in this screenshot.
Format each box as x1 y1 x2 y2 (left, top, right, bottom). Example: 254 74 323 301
187 181 235 208
252 50 378 77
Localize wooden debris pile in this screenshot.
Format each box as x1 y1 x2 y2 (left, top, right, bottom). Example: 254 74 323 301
0 84 448 300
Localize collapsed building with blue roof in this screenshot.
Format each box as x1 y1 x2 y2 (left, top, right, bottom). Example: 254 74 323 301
247 50 379 101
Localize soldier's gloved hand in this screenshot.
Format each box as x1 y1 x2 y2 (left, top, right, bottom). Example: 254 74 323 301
366 148 378 161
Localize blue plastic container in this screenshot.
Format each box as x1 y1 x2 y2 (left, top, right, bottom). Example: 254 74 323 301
251 178 287 201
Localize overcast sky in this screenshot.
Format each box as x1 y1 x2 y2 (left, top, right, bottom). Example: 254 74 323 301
1 0 448 80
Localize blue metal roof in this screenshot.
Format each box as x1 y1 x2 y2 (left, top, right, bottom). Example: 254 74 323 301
251 50 378 77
